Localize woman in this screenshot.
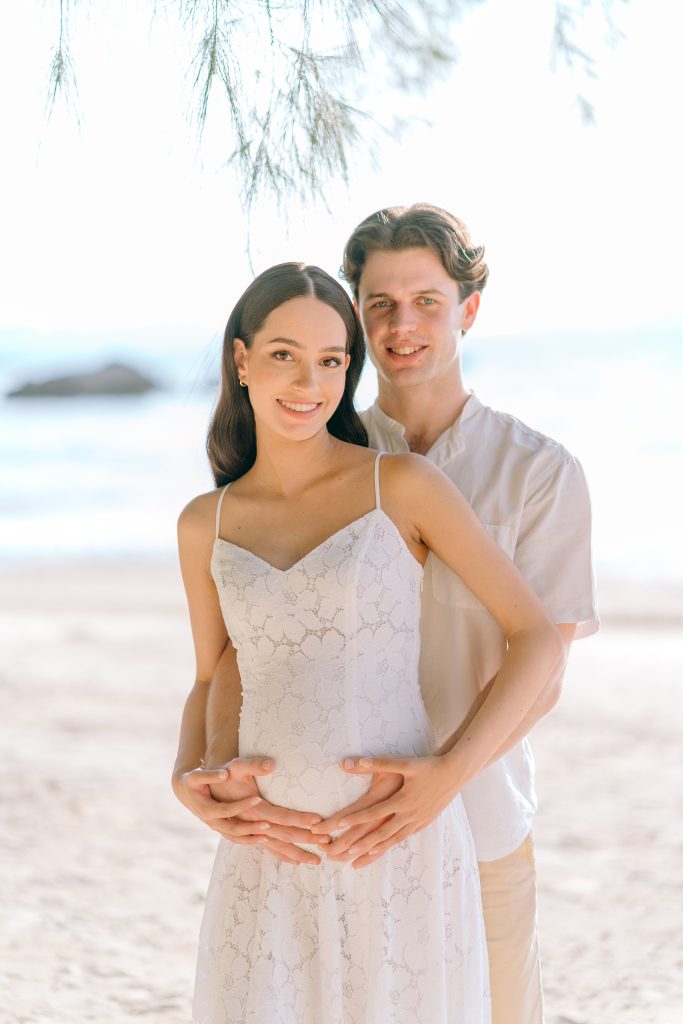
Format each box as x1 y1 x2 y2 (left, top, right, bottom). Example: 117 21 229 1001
176 262 562 1023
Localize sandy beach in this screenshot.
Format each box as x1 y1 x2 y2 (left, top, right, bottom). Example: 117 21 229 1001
1 560 681 1024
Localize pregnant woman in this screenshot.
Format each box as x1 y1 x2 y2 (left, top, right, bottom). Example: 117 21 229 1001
176 262 562 1023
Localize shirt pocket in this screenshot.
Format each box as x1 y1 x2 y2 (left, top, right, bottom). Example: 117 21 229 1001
430 523 517 610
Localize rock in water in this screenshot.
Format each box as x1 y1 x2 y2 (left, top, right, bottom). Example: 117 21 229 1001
7 362 158 397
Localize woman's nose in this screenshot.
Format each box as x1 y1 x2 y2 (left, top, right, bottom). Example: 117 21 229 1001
293 360 318 390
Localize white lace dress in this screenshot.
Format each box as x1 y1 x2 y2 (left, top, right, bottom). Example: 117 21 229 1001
193 455 490 1024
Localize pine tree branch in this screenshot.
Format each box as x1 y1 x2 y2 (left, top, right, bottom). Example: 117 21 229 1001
41 0 628 204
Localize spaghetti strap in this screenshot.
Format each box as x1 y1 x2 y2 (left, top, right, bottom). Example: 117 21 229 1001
215 484 231 540
373 452 383 510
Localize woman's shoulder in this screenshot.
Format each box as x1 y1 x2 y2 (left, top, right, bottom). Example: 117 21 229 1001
378 450 441 485
177 487 221 541
378 452 465 520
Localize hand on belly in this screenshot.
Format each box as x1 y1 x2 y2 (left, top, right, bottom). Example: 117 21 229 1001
256 756 371 823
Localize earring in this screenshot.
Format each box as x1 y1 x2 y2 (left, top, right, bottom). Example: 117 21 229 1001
239 378 247 388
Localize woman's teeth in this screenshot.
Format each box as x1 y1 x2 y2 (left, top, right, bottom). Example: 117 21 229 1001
278 400 319 412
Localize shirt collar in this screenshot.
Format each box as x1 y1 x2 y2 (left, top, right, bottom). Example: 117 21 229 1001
367 392 483 467
369 399 408 442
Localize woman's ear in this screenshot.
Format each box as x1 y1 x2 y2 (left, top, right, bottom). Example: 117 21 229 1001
233 338 248 378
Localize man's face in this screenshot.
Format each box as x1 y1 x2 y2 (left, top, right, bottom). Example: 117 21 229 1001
357 247 479 391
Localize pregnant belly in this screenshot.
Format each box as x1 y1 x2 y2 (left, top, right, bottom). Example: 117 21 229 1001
248 746 371 821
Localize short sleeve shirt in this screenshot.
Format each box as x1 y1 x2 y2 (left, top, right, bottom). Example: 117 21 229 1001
361 393 599 861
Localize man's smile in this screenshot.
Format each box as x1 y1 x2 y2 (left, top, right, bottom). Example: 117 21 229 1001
385 344 428 361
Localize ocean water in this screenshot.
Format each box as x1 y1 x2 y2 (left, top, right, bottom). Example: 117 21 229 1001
1 328 681 581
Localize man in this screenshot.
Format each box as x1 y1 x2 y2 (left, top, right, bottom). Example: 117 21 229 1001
174 204 598 1023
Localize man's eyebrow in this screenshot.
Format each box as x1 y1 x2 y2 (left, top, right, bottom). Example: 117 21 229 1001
364 289 447 300
265 337 346 352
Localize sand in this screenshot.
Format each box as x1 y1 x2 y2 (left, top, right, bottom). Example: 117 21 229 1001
0 560 681 1024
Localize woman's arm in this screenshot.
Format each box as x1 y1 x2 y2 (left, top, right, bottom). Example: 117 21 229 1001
173 495 328 864
408 454 564 775
172 497 273 844
312 455 564 865
433 623 575 764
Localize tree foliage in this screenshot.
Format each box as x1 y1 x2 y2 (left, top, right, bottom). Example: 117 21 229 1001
44 0 627 207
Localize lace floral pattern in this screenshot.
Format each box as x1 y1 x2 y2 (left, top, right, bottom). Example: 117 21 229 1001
194 508 490 1023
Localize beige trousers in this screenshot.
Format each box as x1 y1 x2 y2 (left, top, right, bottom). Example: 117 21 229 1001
478 832 544 1024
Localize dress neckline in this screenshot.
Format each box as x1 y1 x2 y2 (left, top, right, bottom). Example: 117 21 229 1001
213 507 422 576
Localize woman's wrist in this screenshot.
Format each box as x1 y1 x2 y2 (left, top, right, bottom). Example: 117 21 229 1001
438 745 473 794
171 758 201 789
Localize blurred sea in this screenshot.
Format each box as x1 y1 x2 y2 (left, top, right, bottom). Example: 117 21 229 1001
1 328 680 581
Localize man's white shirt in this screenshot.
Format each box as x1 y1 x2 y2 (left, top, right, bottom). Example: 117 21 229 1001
361 393 599 861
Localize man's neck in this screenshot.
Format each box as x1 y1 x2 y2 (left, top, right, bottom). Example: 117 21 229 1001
377 375 470 456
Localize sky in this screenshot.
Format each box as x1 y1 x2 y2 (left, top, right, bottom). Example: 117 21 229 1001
0 0 682 342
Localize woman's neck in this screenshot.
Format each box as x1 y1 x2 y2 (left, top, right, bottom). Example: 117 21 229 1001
247 425 343 497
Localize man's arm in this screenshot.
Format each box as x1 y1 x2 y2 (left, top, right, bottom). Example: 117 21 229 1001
203 640 241 767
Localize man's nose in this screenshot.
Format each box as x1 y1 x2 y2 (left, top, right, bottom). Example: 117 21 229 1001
389 304 417 333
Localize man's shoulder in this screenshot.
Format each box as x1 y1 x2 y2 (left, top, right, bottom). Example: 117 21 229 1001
468 397 576 472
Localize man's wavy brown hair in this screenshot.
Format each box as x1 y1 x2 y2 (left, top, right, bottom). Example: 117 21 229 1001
341 204 489 301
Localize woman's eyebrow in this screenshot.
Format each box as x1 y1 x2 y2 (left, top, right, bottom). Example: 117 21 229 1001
265 337 346 352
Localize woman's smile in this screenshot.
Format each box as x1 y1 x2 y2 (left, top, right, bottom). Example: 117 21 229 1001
276 398 323 417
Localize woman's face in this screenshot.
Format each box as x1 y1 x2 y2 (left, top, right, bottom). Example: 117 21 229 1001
234 294 351 441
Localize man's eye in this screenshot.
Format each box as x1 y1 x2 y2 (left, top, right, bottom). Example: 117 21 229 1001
419 297 435 305
373 300 392 309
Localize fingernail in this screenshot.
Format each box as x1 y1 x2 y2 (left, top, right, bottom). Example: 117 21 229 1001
337 820 348 828
260 823 271 830
262 759 272 771
343 758 354 769
358 757 372 768
250 796 262 806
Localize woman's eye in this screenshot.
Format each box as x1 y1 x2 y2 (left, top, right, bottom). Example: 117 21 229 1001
321 357 343 367
273 350 293 361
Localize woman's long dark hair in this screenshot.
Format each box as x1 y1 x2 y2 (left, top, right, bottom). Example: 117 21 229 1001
207 262 368 485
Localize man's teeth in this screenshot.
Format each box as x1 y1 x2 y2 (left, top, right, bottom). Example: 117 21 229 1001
279 400 319 412
390 346 422 355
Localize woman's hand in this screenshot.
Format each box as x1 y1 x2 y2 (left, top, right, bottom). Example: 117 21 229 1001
313 772 403 861
310 755 461 869
173 757 329 865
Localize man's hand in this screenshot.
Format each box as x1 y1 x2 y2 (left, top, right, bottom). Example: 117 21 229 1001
173 757 329 865
314 772 403 862
310 755 460 869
